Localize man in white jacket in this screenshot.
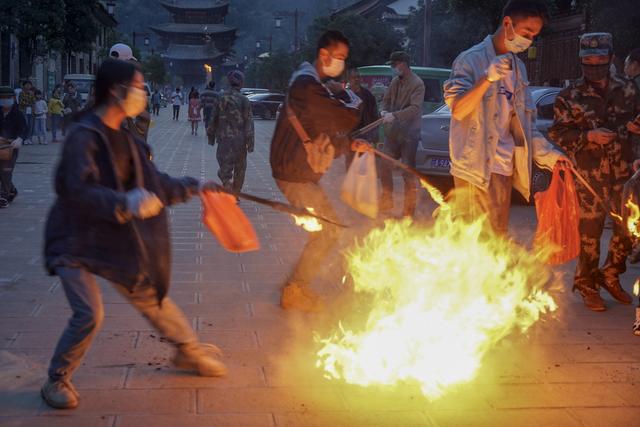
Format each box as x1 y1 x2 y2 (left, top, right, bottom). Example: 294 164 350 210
443 0 568 234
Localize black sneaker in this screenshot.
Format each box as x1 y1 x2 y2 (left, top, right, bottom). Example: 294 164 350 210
0 197 8 208
8 187 17 202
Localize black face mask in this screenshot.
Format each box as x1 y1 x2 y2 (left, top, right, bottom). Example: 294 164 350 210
582 63 610 82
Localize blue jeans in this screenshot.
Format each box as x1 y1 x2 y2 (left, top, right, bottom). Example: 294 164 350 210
51 114 62 140
48 267 198 381
33 117 47 143
379 133 420 216
23 113 33 140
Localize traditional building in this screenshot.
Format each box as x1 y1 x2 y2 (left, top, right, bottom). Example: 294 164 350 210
151 0 237 88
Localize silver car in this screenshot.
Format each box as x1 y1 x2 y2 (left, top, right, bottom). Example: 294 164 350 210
416 86 561 197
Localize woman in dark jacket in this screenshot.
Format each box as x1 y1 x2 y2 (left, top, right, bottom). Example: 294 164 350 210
42 60 226 410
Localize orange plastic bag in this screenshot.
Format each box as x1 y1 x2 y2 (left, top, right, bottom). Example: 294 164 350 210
200 190 260 253
534 164 580 265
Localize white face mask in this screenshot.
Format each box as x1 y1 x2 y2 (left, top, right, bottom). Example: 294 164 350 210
505 22 532 54
0 98 14 108
119 87 147 117
392 66 402 77
322 56 345 78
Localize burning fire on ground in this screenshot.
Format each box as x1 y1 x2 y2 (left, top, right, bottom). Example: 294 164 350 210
315 183 557 399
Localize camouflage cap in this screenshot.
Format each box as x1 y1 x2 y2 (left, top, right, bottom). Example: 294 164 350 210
579 32 613 57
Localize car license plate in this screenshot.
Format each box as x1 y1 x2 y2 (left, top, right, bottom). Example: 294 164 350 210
430 157 451 169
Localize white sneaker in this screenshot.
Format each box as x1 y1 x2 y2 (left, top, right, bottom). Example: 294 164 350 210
41 378 79 409
173 342 227 377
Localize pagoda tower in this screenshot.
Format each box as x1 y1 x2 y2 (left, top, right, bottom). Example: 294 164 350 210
151 1 237 88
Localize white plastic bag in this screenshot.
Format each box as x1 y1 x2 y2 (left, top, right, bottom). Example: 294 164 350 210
341 151 379 218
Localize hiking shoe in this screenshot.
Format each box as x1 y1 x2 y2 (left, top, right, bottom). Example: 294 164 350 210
601 276 633 305
173 342 227 377
0 197 8 208
280 284 324 312
576 287 606 312
41 378 79 409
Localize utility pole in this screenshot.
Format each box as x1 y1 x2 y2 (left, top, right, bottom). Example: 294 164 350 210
423 0 432 67
294 9 299 52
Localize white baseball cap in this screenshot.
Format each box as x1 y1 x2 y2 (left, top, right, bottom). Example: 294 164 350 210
109 43 137 61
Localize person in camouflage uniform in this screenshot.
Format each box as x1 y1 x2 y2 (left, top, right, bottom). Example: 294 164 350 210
549 33 640 312
207 70 254 193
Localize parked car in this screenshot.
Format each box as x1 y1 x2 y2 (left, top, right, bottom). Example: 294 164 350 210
241 88 269 96
248 92 285 120
416 86 562 200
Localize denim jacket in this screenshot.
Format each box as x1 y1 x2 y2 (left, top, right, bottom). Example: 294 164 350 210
444 35 560 201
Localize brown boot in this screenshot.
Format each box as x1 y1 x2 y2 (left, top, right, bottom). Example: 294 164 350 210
280 284 323 312
41 378 79 409
173 342 227 377
576 287 606 312
601 276 633 305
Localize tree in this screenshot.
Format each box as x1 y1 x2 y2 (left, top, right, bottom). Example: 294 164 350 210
245 50 303 92
303 14 404 67
62 0 101 56
0 0 66 58
142 54 167 86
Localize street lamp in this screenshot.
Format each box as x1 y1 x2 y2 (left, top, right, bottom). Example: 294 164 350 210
144 36 150 47
106 1 116 16
274 9 304 51
274 16 282 29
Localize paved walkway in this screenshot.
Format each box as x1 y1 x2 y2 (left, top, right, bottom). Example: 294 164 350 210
0 107 638 427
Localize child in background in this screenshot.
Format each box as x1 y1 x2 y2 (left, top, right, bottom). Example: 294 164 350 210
33 90 48 145
48 88 64 143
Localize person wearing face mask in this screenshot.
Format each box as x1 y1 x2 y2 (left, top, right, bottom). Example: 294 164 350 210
0 86 27 208
444 0 566 235
41 60 227 410
270 30 369 312
379 51 425 217
549 33 640 313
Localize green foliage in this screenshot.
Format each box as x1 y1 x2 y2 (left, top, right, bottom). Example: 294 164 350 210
245 50 304 92
1 0 66 54
303 14 404 67
142 54 167 85
62 0 101 54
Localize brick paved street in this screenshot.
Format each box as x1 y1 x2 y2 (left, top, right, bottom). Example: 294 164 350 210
0 106 638 427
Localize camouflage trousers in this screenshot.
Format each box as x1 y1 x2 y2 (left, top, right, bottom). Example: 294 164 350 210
574 175 632 291
216 139 247 193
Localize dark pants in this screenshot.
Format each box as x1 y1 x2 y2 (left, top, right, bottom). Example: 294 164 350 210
153 104 160 116
203 107 213 130
51 114 62 140
0 148 18 199
379 133 419 216
24 113 33 140
574 179 632 291
275 179 342 287
453 173 513 235
48 267 198 381
216 140 247 192
173 105 180 120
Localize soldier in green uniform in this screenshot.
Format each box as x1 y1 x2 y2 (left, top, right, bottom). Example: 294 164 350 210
549 33 640 312
207 70 254 194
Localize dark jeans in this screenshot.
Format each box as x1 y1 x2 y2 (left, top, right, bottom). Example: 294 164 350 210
23 113 33 140
153 104 160 116
275 179 342 287
379 133 419 215
173 105 180 120
48 267 198 381
203 107 213 129
0 148 18 199
51 114 62 140
216 141 248 193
